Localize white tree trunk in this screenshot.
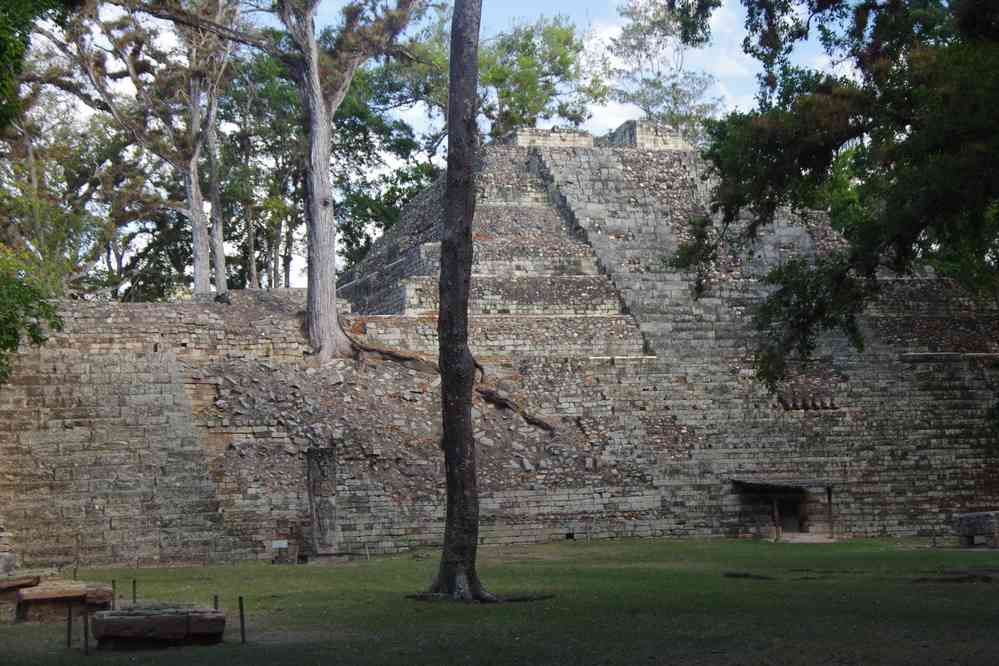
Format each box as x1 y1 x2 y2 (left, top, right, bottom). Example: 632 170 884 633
246 206 258 289
186 161 213 295
271 218 282 288
299 29 351 359
187 74 212 295
207 124 228 295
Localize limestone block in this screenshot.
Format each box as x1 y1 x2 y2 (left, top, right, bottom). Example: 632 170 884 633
0 601 15 624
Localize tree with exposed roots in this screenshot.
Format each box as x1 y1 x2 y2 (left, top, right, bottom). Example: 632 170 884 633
428 0 494 602
116 0 422 358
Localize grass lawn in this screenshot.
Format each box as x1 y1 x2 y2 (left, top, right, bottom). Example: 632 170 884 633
3 537 998 665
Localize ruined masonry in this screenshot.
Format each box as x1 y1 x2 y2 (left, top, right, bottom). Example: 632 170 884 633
1 120 998 569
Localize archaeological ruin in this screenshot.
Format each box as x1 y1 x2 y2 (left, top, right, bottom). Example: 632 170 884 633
1 120 998 570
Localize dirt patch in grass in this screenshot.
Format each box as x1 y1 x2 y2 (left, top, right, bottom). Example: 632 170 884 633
912 573 994 584
251 628 363 644
722 571 777 580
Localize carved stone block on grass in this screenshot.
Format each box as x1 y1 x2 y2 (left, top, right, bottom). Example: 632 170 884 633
955 511 999 547
92 604 226 649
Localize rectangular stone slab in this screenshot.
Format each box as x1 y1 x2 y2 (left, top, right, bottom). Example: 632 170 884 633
14 582 113 623
17 583 87 602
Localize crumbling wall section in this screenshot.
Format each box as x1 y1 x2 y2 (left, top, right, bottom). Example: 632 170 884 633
596 119 692 151
499 128 593 149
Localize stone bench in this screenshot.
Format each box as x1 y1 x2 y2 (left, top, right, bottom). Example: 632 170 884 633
92 605 226 649
15 581 112 622
954 511 999 547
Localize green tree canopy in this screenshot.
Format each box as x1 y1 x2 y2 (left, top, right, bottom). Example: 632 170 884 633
608 0 720 145
215 47 434 276
0 246 62 382
374 6 607 151
0 0 80 129
673 0 999 387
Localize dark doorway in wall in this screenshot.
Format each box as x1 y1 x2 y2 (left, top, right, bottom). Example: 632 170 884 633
732 479 813 540
778 497 803 533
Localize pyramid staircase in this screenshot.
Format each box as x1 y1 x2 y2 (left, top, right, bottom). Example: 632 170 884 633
338 147 676 448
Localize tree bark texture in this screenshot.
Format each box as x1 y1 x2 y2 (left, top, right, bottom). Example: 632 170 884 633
185 162 213 296
246 206 258 289
430 0 492 602
292 10 353 360
206 123 228 295
271 218 282 288
283 220 294 288
186 75 212 295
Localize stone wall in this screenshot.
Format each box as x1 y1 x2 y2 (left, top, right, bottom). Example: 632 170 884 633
597 119 693 151
498 127 594 148
0 523 13 575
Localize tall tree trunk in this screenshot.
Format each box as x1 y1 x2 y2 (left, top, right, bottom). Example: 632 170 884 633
187 75 212 295
261 235 271 289
283 220 294 288
185 160 213 295
206 124 228 295
271 219 282 288
298 39 352 360
23 131 42 230
429 0 492 602
246 205 258 289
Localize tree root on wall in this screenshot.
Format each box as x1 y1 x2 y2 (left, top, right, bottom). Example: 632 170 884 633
338 317 557 435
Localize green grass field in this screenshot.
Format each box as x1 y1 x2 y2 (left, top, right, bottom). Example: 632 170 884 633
3 538 998 665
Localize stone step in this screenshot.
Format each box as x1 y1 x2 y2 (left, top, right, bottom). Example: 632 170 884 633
471 204 569 238
340 236 603 314
422 239 599 277
401 275 624 316
356 314 646 359
476 146 547 206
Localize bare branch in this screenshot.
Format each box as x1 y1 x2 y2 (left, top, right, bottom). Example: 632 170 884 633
106 0 283 58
